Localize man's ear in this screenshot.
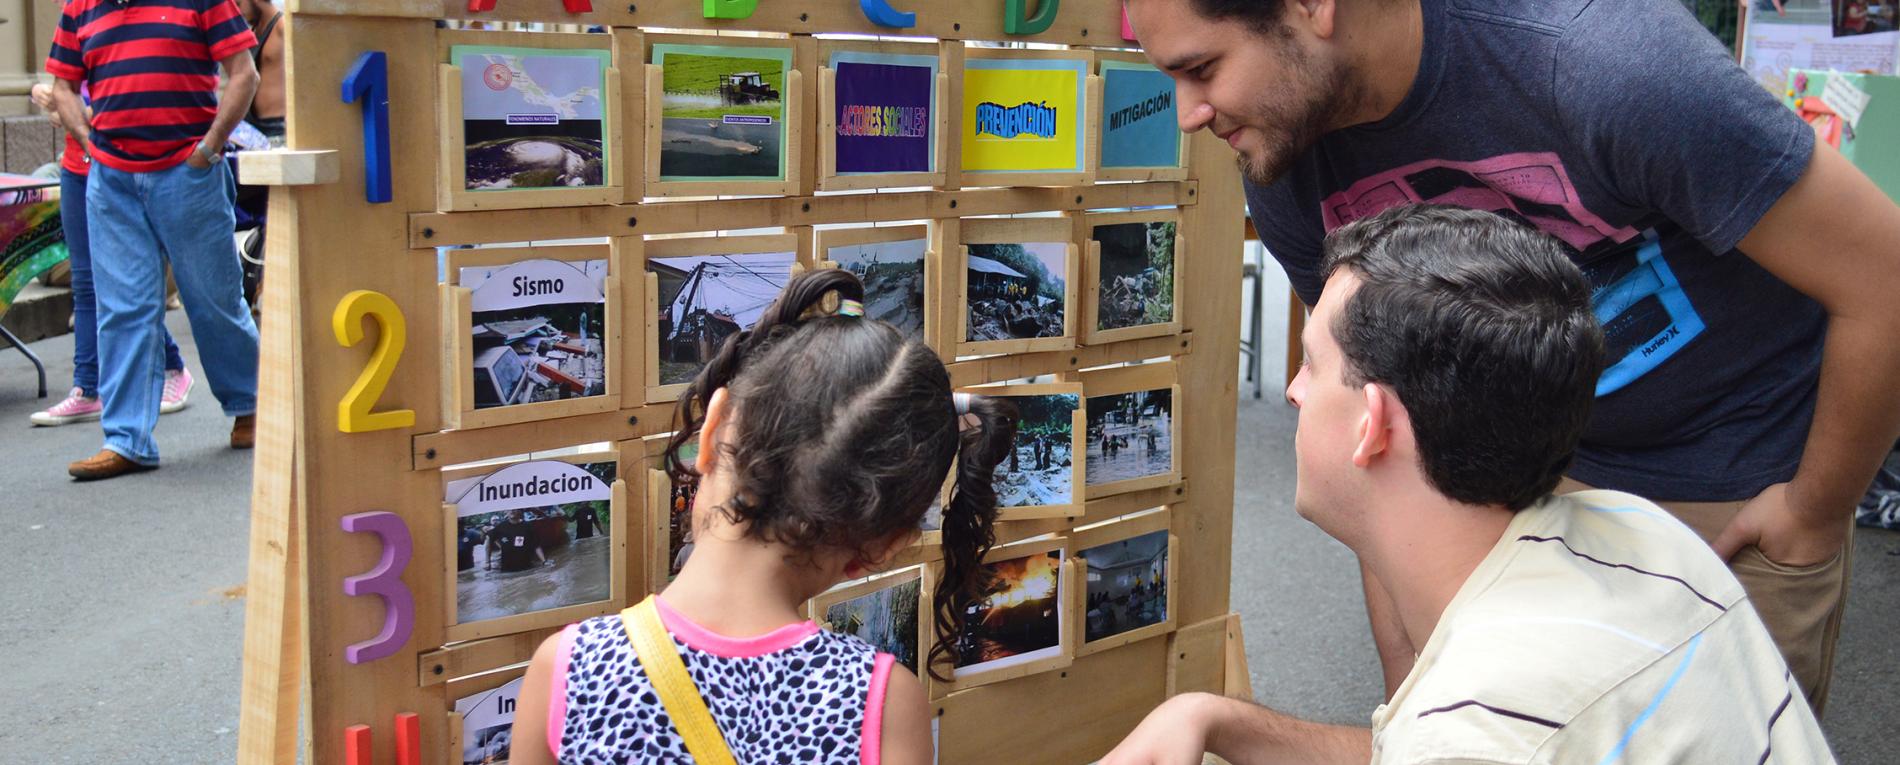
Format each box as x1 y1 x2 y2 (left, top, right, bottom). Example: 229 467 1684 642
1351 383 1392 468
695 388 730 477
1296 0 1338 39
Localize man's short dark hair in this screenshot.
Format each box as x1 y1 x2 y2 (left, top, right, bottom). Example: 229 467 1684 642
1182 0 1290 35
1319 204 1605 511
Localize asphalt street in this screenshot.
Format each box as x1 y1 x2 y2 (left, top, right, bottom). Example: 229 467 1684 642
0 281 1892 763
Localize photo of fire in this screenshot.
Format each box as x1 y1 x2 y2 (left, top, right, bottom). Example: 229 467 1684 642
953 550 1064 675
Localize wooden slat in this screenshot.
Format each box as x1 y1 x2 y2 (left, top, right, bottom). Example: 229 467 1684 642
413 402 675 470
947 332 1190 388
288 0 1137 48
416 627 560 687
1166 613 1230 698
938 633 1169 764
409 181 1196 246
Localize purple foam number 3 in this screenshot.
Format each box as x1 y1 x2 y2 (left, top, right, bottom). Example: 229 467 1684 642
341 52 392 204
340 511 414 664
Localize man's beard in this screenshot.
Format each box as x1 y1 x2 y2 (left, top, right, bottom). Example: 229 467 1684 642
1235 51 1351 187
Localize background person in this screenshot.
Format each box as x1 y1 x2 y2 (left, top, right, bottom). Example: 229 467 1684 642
1127 0 1900 712
1104 205 1832 765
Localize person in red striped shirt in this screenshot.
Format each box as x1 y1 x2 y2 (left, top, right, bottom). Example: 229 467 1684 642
45 0 263 480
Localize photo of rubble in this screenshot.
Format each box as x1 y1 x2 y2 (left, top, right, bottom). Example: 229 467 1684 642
966 242 1068 343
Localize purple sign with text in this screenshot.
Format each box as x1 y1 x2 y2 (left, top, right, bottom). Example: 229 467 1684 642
834 61 934 174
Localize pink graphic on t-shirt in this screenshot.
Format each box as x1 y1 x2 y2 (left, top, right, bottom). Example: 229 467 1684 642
1319 152 1640 253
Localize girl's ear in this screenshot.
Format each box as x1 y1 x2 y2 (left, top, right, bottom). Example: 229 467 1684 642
696 388 731 477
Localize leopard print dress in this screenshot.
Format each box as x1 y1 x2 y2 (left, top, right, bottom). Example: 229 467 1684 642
549 598 897 764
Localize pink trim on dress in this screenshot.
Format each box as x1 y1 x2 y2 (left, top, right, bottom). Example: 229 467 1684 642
860 652 897 765
653 595 820 658
548 623 579 760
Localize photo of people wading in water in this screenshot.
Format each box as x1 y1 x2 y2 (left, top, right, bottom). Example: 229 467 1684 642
966 242 1068 343
446 459 615 625
1085 388 1174 488
991 392 1080 512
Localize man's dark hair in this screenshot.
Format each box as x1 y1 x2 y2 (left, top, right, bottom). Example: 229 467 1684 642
1319 204 1605 511
1183 0 1291 35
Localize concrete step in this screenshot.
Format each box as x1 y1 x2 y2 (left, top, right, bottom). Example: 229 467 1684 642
2 282 73 344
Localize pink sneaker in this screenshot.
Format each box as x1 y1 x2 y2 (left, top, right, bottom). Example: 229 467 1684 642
160 368 193 415
30 388 103 426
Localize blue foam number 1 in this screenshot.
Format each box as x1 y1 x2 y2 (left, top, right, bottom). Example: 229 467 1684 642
859 0 916 28
342 51 392 204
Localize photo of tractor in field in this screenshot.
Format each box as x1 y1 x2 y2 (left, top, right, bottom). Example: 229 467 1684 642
719 71 780 105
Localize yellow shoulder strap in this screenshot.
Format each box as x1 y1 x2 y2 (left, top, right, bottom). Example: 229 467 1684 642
622 596 739 765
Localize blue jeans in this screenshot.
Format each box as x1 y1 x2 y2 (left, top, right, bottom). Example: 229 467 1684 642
60 167 184 398
88 159 258 464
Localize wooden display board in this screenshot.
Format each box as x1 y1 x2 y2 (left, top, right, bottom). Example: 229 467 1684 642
237 3 1247 764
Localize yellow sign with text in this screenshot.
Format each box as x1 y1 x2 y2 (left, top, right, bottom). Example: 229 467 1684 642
962 66 1082 173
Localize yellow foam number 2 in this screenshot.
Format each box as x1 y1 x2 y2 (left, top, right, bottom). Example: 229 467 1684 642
332 290 416 433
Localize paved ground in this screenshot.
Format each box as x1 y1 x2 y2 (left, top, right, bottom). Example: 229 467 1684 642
0 289 1892 762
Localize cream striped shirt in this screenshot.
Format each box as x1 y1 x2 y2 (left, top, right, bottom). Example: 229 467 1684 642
1370 490 1833 764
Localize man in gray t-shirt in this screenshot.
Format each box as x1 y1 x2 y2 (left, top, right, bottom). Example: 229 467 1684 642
1126 0 1900 716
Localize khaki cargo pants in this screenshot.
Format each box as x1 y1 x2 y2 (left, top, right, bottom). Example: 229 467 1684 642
1558 478 1851 716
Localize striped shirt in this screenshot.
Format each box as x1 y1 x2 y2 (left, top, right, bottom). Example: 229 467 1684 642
1370 490 1833 764
44 0 256 173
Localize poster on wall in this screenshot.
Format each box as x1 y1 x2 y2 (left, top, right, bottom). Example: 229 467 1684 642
453 46 612 191
1098 61 1178 169
459 259 609 410
455 676 523 765
653 44 793 181
961 57 1089 174
831 51 938 175
1741 2 1899 94
445 459 616 627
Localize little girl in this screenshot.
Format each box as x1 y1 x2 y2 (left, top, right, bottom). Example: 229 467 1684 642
510 269 1017 764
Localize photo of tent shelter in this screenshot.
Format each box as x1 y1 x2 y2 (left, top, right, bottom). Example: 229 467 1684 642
828 237 928 341
462 259 608 410
822 576 923 673
994 393 1078 508
448 461 615 625
1085 388 1172 486
654 46 789 179
1093 221 1175 331
954 550 1063 672
966 242 1066 342
648 252 795 386
455 676 523 765
455 47 610 191
1083 530 1168 643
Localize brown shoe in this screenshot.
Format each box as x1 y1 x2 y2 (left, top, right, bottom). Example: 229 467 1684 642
68 450 157 481
231 414 256 449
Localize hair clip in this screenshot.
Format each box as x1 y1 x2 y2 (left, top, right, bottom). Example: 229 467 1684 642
838 299 865 318
953 392 972 415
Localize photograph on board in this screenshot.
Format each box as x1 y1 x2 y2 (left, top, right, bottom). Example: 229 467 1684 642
1099 61 1178 169
649 252 795 386
953 550 1064 676
654 44 791 180
446 460 615 625
657 442 701 584
455 676 523 765
994 393 1078 509
820 574 924 674
1085 388 1173 487
454 46 610 191
966 242 1067 342
1834 0 1899 36
1082 530 1169 643
1093 220 1176 332
831 51 938 175
461 259 608 409
828 237 928 342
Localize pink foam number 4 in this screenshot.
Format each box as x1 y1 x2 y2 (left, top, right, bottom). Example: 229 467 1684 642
340 511 414 664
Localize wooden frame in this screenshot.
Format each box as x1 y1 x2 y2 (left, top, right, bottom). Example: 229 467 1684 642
644 33 807 198
445 665 528 765
441 244 626 431
959 381 1087 521
1070 509 1177 657
959 47 1100 188
945 216 1080 358
813 224 940 353
809 565 935 696
1093 51 1189 183
440 449 630 643
643 232 804 404
1077 208 1184 346
935 535 1074 696
434 28 630 211
816 39 953 192
1079 361 1183 499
